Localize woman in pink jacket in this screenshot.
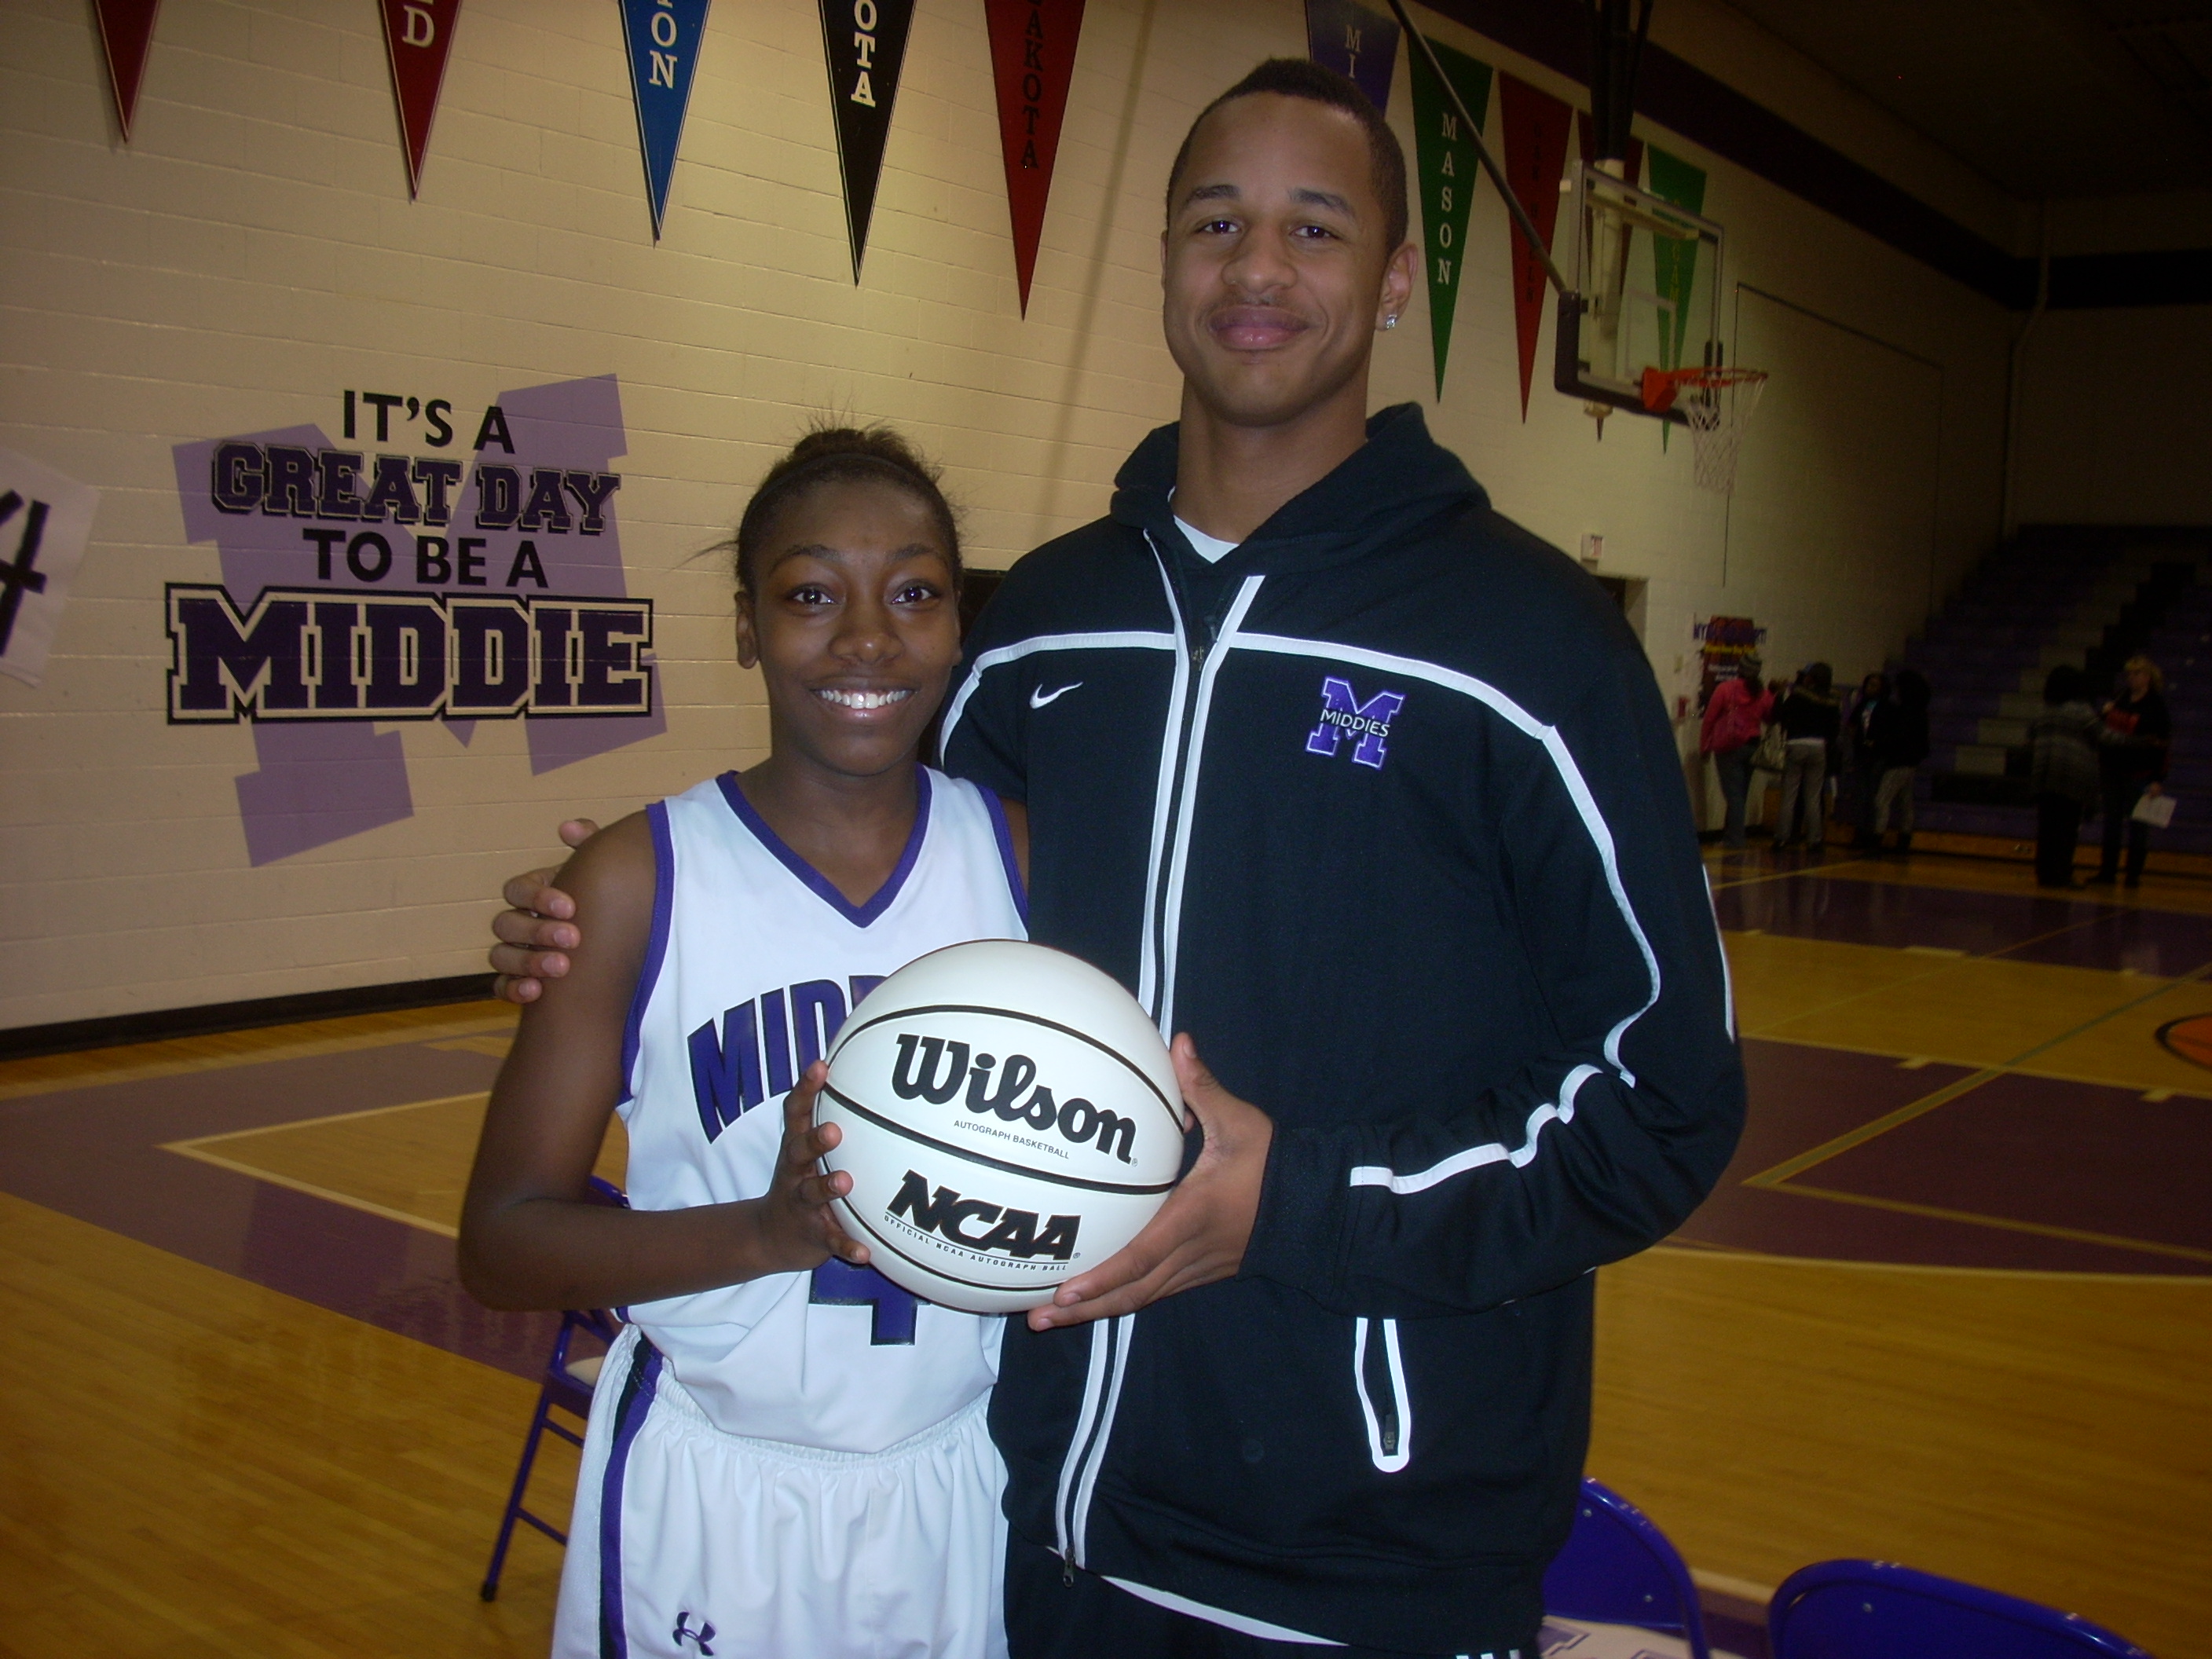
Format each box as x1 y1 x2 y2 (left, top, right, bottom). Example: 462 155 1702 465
1701 654 1774 849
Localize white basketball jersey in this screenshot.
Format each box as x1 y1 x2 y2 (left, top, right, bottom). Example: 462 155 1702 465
619 766 1027 1452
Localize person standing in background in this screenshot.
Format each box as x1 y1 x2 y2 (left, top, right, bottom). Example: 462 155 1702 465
1844 671 1887 851
1773 662 1840 852
2029 664 2102 889
1867 667 1931 856
2093 655 2171 888
1701 653 1771 849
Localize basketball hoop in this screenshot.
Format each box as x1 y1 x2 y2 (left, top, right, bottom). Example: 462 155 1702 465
1640 366 1768 494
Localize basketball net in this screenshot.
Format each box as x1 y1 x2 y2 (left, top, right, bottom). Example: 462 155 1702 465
1640 366 1768 494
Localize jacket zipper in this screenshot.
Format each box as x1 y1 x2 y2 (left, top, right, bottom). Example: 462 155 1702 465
1053 534 1214 1578
1146 541 1212 1018
1055 1313 1122 1578
1353 1317 1413 1474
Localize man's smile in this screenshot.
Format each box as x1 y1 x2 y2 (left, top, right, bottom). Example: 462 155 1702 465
1207 303 1313 351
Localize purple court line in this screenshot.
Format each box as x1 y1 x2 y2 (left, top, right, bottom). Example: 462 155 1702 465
1708 956 2212 1272
1677 1041 2209 1273
1750 956 2212 1185
0 1042 559 1380
1713 863 2212 974
1773 1070 2211 1259
1773 1181 2212 1268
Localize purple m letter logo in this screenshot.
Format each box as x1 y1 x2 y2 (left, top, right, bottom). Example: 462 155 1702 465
1304 676 1406 769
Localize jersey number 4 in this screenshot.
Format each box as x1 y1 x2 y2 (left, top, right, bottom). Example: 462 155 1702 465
808 1259 919 1344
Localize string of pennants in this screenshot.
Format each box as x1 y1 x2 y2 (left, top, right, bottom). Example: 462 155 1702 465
87 0 1082 314
87 0 1701 400
1307 0 1707 411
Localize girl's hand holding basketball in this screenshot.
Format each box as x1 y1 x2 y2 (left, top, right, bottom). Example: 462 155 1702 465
751 1061 872 1273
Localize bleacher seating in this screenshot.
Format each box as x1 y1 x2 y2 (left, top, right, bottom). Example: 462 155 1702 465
1905 526 2212 855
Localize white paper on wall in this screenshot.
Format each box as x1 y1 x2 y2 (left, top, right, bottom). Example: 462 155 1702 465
0 446 99 688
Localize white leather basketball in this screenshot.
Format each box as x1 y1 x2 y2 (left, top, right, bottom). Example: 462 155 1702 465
818 939 1185 1314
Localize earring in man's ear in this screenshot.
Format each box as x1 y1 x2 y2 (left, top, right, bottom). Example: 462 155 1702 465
1381 315 1399 331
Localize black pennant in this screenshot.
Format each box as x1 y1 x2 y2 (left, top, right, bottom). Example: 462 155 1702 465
819 0 915 282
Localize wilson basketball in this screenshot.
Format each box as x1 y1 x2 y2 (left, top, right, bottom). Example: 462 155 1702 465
818 939 1185 1314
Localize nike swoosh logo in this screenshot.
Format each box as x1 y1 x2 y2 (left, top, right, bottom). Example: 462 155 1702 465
1029 681 1082 709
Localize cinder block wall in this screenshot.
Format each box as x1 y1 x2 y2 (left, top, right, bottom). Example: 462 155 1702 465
2 0 2012 1027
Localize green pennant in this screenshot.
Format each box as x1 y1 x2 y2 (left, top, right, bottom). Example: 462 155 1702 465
1405 37 1492 397
1646 145 1708 373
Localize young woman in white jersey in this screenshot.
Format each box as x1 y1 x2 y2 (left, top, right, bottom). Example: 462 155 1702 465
460 428 1027 1659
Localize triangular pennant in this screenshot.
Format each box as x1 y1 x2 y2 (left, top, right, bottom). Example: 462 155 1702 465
619 0 711 239
985 0 1085 314
1498 75 1573 419
1405 35 1492 397
1645 145 1708 372
1303 0 1399 114
820 0 916 283
378 0 463 196
92 0 162 141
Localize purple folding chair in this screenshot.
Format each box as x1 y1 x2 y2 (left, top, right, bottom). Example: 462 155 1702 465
1768 1561 2153 1659
1542 1478 1714 1659
479 1176 627 1602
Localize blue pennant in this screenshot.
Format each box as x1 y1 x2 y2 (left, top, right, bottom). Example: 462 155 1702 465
1304 0 1400 114
620 0 711 239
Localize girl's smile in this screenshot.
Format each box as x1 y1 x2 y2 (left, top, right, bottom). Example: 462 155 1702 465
736 480 962 787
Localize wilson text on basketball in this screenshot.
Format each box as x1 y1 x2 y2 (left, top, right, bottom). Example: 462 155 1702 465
892 1034 1139 1163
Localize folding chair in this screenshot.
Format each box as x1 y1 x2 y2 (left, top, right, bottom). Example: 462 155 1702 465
1542 1478 1715 1659
1768 1560 2152 1659
479 1177 627 1602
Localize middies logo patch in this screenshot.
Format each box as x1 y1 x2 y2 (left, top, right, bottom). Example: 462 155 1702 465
1305 674 1405 769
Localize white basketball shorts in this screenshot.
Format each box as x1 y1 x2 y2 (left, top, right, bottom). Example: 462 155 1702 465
554 1325 1008 1659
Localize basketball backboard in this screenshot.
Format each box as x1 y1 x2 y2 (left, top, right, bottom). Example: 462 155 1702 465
1554 159 1728 427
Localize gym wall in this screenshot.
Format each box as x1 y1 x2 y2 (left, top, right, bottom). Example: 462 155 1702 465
2012 304 2212 527
4 0 2016 1029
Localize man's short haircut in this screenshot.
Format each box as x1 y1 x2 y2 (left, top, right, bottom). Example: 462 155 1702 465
1165 58 1410 251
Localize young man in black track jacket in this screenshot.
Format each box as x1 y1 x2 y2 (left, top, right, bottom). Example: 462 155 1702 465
490 57 1744 1659
942 61 1745 1659
944 397 1741 1654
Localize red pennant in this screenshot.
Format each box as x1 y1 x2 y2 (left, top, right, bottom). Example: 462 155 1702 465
1500 75 1573 419
379 0 463 196
985 0 1086 314
93 0 162 141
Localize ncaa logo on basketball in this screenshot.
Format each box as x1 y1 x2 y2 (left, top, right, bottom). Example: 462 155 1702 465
817 941 1185 1314
886 1170 1081 1262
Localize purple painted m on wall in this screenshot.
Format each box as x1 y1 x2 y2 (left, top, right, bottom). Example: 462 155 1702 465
172 375 663 865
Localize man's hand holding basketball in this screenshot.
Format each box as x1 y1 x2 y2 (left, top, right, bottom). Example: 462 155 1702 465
489 819 600 1002
1025 1034 1273 1331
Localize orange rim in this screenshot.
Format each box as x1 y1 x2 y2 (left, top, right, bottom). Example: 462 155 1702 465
1639 364 1767 415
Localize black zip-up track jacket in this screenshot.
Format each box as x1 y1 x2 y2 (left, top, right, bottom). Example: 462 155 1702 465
943 405 1745 1653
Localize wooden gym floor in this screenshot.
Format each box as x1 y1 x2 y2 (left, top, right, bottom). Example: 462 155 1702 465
2 848 2208 1657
